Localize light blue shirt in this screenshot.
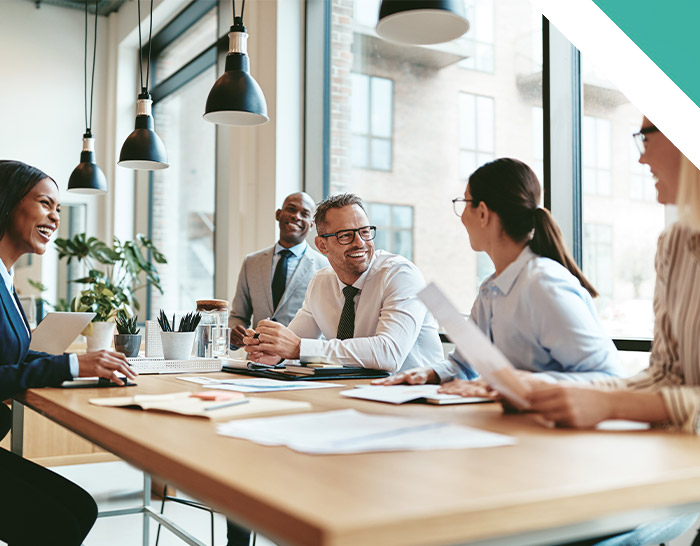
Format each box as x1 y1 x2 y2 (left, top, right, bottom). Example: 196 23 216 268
271 240 308 287
0 257 79 378
433 247 622 383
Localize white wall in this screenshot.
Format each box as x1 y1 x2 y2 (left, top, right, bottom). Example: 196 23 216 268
0 0 110 298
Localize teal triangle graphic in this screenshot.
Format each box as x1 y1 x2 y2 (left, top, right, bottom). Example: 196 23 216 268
591 0 700 110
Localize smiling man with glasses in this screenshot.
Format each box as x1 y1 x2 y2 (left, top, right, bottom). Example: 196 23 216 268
242 193 442 372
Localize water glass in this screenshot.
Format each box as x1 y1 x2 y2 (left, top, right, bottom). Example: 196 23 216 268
212 326 231 358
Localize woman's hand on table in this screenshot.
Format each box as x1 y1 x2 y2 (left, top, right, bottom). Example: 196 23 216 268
527 383 613 428
77 350 137 386
371 367 439 386
438 379 496 399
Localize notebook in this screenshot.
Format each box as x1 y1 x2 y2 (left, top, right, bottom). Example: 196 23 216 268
29 312 96 355
221 359 390 381
89 392 311 420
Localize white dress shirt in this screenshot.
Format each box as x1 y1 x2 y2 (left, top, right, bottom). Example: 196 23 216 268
289 250 443 372
0 257 79 377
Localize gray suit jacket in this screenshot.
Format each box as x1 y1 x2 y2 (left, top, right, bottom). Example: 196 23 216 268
229 245 328 330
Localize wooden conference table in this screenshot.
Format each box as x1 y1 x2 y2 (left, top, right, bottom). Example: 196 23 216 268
11 374 700 546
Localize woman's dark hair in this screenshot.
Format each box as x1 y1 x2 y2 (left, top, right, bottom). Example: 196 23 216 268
468 158 598 297
0 160 55 240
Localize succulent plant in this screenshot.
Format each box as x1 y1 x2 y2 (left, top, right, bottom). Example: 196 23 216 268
115 310 140 335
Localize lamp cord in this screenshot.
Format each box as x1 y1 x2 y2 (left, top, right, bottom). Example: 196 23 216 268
137 0 155 94
83 0 98 134
146 0 153 93
137 0 143 91
232 0 246 23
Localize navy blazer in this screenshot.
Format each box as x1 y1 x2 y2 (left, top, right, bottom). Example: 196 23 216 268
0 281 71 400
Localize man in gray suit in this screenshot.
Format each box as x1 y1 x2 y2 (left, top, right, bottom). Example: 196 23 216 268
228 191 328 347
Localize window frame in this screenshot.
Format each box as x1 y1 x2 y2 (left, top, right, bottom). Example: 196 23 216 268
350 72 394 172
141 0 224 318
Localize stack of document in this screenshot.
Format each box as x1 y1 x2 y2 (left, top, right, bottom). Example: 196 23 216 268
177 376 344 393
217 409 516 454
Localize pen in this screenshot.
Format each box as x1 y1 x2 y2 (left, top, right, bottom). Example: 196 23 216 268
252 317 279 339
204 398 250 411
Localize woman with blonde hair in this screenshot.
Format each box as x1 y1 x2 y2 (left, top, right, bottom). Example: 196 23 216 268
529 120 700 432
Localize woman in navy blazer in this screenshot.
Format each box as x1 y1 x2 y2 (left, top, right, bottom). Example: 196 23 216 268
0 160 137 545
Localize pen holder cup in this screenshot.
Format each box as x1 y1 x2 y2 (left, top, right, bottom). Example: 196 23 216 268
160 331 196 360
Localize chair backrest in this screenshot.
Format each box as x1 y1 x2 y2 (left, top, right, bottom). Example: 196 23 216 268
18 295 36 329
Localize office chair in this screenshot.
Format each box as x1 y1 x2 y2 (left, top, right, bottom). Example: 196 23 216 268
154 484 215 546
153 485 258 546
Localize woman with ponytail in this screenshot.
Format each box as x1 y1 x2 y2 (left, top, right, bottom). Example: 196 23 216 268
375 157 621 393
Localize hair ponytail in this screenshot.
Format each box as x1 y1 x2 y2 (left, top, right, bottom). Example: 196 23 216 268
530 207 598 298
469 158 598 298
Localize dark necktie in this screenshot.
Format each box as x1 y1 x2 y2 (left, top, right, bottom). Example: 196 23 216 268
337 285 360 340
271 249 293 310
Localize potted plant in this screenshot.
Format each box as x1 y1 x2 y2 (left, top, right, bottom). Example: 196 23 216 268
114 310 141 357
157 310 202 360
55 233 167 351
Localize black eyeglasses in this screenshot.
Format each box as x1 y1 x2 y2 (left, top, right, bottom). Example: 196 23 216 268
452 197 474 217
319 225 377 245
632 125 659 155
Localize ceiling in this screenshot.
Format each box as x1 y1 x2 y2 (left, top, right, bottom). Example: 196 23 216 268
24 0 129 16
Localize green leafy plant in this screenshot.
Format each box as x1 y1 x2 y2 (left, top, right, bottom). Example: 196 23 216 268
157 310 202 332
55 233 167 322
115 310 140 335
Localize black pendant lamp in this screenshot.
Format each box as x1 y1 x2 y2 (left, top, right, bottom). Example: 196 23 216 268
203 0 268 126
68 0 108 194
118 0 168 170
376 0 470 45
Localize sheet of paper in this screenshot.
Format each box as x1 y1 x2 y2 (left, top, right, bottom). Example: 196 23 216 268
176 376 343 392
217 409 516 454
340 385 491 405
595 420 651 431
418 283 531 409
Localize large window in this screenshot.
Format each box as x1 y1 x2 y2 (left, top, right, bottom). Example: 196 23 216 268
459 93 494 180
325 0 542 312
458 0 495 73
351 73 393 171
366 202 414 260
147 6 218 316
583 223 613 302
314 0 663 356
581 55 664 342
582 115 612 196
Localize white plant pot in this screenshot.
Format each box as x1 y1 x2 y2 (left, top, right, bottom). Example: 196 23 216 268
84 322 116 352
160 331 195 360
